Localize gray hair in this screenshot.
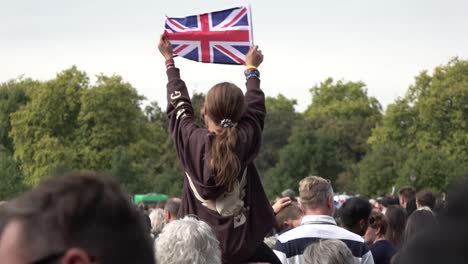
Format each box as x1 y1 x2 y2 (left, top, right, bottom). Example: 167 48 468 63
154 216 221 264
149 208 165 235
164 198 181 217
303 239 354 264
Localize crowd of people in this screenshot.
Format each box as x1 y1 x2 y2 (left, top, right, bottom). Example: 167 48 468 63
1 172 467 264
0 38 467 264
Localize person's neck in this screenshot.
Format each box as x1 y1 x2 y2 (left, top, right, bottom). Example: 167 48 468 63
374 235 386 243
303 208 332 217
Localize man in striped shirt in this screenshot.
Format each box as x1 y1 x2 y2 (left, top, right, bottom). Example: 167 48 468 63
273 176 374 264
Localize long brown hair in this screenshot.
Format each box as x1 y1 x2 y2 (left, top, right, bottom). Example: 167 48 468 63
385 205 407 249
206 82 246 191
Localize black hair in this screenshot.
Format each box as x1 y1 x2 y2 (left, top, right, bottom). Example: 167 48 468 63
338 197 372 230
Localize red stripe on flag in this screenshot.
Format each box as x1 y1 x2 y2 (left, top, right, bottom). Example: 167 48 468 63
214 45 244 64
173 44 189 54
199 14 211 63
167 18 185 30
167 30 249 41
222 8 247 28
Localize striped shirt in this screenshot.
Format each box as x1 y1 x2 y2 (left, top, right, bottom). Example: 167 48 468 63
273 215 374 264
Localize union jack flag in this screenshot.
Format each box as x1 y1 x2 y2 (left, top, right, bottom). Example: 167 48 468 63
164 6 253 65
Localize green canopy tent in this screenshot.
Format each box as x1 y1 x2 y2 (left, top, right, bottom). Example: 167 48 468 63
133 193 169 204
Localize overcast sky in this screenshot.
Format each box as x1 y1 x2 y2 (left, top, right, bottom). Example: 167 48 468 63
1 0 467 112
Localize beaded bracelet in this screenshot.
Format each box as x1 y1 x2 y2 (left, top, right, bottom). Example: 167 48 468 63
244 69 260 79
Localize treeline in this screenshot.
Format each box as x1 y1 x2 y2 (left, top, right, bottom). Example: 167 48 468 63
1 59 468 200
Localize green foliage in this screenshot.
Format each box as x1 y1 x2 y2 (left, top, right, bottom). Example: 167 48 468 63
2 58 467 201
361 58 468 195
0 79 33 152
305 78 382 163
264 120 343 197
356 142 407 197
0 149 25 200
7 67 181 195
10 67 87 186
301 78 382 193
256 94 299 176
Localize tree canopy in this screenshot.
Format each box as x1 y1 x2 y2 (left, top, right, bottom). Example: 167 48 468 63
1 58 467 200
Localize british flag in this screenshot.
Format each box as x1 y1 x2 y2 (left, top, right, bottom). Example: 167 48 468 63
164 6 253 65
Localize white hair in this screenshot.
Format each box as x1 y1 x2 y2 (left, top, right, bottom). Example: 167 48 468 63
154 216 221 264
303 239 354 264
149 208 165 235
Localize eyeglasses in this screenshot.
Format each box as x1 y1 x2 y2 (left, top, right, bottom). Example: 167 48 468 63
29 252 65 264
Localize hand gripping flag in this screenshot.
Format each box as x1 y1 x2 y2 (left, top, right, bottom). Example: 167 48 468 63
164 6 253 65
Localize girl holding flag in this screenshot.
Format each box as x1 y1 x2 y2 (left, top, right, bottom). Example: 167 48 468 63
158 35 280 264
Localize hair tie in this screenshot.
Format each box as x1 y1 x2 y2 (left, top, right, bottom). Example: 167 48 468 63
220 119 235 128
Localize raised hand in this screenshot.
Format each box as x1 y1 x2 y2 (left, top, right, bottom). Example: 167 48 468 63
158 35 173 60
272 197 292 214
245 45 264 68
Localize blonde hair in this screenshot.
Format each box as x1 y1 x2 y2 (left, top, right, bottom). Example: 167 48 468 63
299 176 333 210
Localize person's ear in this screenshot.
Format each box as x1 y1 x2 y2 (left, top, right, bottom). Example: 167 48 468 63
164 209 170 223
61 248 93 264
300 204 306 214
376 227 382 236
202 103 207 116
327 195 334 209
283 220 293 229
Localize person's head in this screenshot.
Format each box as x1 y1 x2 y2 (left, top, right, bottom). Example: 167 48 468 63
338 197 372 236
303 239 354 264
149 208 165 236
403 209 437 246
385 205 407 249
376 196 395 214
398 186 416 209
365 211 388 244
397 177 468 264
275 203 303 232
155 216 221 264
0 172 155 264
138 202 149 212
204 82 246 192
298 176 334 216
415 190 436 210
281 189 297 202
164 197 181 223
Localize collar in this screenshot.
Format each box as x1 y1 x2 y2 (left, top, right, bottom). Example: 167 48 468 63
301 215 337 225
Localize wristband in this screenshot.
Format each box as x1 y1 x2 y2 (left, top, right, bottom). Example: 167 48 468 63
245 65 257 70
244 68 260 79
165 58 175 67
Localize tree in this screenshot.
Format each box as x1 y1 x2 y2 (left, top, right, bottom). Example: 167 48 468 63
10 67 87 186
303 78 383 192
305 78 382 164
0 149 25 200
362 58 468 194
256 94 298 177
264 120 343 198
77 74 144 170
356 142 406 197
0 79 33 152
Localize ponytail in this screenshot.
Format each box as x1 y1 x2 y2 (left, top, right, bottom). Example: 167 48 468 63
206 82 245 191
210 127 240 192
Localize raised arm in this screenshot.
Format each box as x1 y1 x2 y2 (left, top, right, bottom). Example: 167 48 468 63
158 35 198 160
243 46 266 130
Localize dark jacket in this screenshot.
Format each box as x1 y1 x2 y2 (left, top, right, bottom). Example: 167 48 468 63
166 68 275 263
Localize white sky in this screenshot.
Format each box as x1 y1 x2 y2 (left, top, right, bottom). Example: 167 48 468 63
1 0 467 112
